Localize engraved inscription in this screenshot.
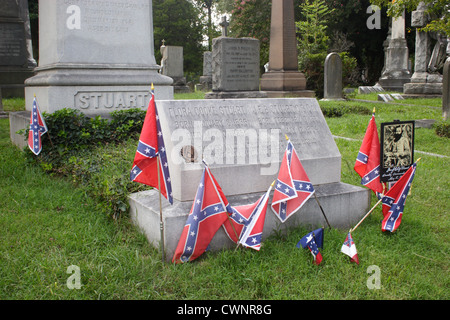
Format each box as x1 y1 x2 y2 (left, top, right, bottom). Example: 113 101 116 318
74 91 151 110
0 23 26 65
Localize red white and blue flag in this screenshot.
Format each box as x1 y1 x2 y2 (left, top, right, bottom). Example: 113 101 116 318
172 162 232 263
28 97 48 156
130 86 173 204
341 232 359 264
271 139 314 223
297 228 324 265
381 161 417 233
354 112 384 195
222 184 272 251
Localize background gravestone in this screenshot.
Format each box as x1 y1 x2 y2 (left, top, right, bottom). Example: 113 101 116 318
443 58 450 120
197 51 212 91
205 36 267 99
322 53 344 101
259 0 314 98
378 11 411 92
24 0 173 116
0 0 36 98
160 45 190 93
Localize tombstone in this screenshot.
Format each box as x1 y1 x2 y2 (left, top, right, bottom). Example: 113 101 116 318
403 2 445 97
259 0 315 98
443 58 450 120
204 36 267 99
378 93 394 102
0 89 7 118
198 51 212 91
378 11 411 92
0 0 36 98
128 98 371 261
321 53 344 101
160 45 190 93
23 0 173 116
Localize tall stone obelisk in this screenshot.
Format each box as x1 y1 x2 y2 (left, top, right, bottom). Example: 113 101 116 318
260 0 314 97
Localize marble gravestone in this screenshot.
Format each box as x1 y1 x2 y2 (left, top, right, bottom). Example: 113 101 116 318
322 53 344 101
0 0 36 98
205 36 267 99
24 0 173 116
160 45 190 93
128 98 370 261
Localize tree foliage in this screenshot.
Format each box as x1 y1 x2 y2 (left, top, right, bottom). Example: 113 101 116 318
153 0 205 77
370 0 450 36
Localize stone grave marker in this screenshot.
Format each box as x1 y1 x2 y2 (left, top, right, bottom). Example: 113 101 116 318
443 58 450 120
24 0 173 116
205 37 267 99
128 98 370 260
198 51 212 91
322 53 344 101
0 0 36 98
160 45 189 93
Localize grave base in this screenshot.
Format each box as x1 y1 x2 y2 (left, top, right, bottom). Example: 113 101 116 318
204 91 268 99
128 182 370 261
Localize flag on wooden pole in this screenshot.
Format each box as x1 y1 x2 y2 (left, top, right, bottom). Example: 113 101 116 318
354 110 385 195
341 232 359 264
28 97 48 155
381 160 418 233
130 85 173 204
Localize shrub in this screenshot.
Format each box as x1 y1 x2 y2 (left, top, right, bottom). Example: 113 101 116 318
434 119 450 138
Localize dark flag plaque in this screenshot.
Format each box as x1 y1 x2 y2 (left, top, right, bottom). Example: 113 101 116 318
380 120 415 183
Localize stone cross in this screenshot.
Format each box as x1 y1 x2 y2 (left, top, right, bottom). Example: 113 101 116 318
220 16 229 37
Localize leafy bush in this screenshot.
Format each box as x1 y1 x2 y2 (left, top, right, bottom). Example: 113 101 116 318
434 119 450 138
23 108 147 218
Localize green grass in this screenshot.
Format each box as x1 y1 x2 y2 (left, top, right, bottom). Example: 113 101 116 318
0 94 448 300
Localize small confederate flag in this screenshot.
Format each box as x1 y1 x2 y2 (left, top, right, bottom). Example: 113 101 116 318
341 232 359 264
271 139 314 223
130 86 173 204
297 228 324 265
28 97 48 155
172 162 232 263
222 184 272 251
381 161 417 233
354 112 384 195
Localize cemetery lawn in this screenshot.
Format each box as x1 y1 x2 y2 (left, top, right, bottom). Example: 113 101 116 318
0 96 448 300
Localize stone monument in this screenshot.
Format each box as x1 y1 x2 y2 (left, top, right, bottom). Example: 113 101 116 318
378 11 411 92
322 53 344 101
403 2 446 97
0 0 36 98
24 0 173 116
128 98 370 261
160 44 190 93
260 0 314 98
198 51 212 91
443 58 450 120
205 17 267 99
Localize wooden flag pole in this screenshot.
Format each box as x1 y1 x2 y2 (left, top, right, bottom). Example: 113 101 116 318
313 192 332 229
350 198 382 233
157 153 165 263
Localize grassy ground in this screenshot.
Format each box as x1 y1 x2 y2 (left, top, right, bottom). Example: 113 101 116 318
0 94 448 300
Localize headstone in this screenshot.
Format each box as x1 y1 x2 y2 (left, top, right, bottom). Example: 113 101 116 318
391 93 404 100
0 0 36 98
259 0 315 98
378 11 411 92
404 2 445 97
321 53 344 101
160 45 190 93
128 98 370 260
198 51 212 91
443 58 450 120
205 37 267 99
378 93 394 102
23 0 173 116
